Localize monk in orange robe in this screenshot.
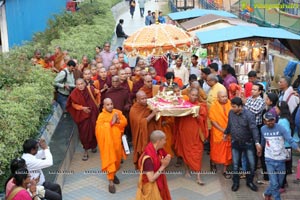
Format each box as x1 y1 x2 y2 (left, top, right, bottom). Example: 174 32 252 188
95 98 127 194
161 116 175 157
66 78 99 161
139 75 160 98
137 130 172 200
129 91 161 168
174 88 209 184
208 90 232 176
181 81 207 103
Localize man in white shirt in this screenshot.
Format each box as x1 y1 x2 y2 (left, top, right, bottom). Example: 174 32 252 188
171 56 189 86
189 54 201 79
22 139 62 200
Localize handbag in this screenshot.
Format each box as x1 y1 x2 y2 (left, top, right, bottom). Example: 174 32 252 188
136 155 162 200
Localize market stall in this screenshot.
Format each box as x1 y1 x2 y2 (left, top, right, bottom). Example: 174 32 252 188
195 25 300 85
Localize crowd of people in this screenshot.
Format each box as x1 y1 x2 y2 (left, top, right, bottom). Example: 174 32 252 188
6 36 300 200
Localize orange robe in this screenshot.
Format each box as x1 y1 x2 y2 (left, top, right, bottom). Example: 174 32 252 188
95 109 127 180
161 116 175 157
139 85 160 98
181 87 207 103
129 103 161 168
208 100 232 165
174 101 208 171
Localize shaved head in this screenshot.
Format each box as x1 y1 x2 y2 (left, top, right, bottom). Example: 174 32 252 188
217 90 228 104
150 130 166 143
190 81 200 89
103 98 113 112
136 90 147 106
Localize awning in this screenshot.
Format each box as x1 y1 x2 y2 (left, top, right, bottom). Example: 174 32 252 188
168 8 237 21
180 14 256 31
195 26 300 59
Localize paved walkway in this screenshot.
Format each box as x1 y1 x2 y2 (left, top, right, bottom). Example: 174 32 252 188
62 1 300 199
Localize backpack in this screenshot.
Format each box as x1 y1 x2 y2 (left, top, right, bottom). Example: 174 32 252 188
54 70 68 92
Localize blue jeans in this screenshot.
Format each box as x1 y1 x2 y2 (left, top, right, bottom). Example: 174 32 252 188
231 141 256 185
264 160 285 200
56 93 68 111
139 8 144 17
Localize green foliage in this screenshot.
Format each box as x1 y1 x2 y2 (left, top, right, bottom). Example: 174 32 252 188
0 0 121 191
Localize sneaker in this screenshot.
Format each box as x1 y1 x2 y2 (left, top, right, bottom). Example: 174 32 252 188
257 180 269 185
279 188 285 193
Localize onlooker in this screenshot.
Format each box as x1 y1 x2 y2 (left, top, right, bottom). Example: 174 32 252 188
222 64 238 92
208 63 223 84
145 10 152 25
171 56 189 86
99 42 115 70
206 74 226 108
150 11 156 24
224 97 262 192
22 139 62 200
54 60 76 111
261 112 300 200
5 158 27 198
129 0 136 19
199 67 211 94
275 101 294 192
264 92 279 121
138 0 145 17
116 19 128 39
6 168 39 200
115 47 129 63
158 11 166 23
189 54 201 78
136 130 172 200
278 76 300 114
244 71 258 98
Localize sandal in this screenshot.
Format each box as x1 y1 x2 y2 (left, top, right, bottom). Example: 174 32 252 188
91 148 97 153
196 180 205 185
82 153 88 161
210 161 217 172
223 172 232 179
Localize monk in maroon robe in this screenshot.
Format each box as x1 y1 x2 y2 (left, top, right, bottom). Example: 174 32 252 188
104 76 131 114
66 78 99 161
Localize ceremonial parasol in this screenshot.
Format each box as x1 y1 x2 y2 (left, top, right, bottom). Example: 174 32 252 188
123 24 192 57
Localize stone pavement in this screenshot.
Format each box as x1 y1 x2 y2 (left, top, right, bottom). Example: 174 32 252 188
61 1 300 199
62 145 300 200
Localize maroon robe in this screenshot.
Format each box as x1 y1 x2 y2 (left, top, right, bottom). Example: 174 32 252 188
66 87 99 150
103 87 131 114
132 78 144 99
151 56 168 77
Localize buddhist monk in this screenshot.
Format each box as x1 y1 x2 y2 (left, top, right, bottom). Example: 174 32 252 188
66 78 99 161
95 98 127 194
208 91 232 178
181 81 207 103
137 130 172 200
139 75 160 98
174 88 209 185
129 90 161 168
